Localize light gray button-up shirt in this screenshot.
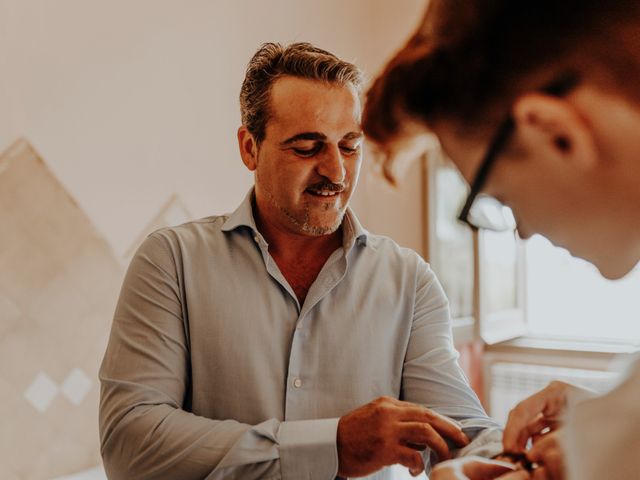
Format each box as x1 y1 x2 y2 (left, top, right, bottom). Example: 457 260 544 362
99 190 501 480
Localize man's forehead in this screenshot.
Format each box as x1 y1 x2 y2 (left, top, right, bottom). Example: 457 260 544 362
270 75 359 101
268 76 361 130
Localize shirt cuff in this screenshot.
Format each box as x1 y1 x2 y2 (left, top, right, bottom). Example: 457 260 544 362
278 418 339 480
454 427 503 459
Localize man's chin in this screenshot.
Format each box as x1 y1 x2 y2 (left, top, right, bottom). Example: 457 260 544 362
594 257 639 280
299 221 342 237
279 204 346 237
299 212 346 236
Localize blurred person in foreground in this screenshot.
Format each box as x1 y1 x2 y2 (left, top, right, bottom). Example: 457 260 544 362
363 1 640 479
98 42 509 479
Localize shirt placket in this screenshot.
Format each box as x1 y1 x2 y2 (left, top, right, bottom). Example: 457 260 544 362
284 250 347 420
252 231 350 420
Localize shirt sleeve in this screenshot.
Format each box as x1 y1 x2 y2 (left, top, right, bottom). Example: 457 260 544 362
99 232 339 480
401 256 503 471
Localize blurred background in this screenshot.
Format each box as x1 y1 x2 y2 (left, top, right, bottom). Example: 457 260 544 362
1 1 638 479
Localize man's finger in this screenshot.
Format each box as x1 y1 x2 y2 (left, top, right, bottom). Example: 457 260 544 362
525 414 550 439
504 382 573 453
395 405 469 447
427 411 470 447
372 398 468 451
398 422 451 461
504 390 555 452
376 398 469 448
532 466 550 480
395 446 425 475
526 433 556 463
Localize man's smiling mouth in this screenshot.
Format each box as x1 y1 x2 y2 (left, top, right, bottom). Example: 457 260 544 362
305 182 345 197
306 188 341 197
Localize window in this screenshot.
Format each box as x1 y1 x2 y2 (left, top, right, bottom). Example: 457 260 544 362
429 157 474 320
526 235 640 341
428 151 526 345
427 150 640 345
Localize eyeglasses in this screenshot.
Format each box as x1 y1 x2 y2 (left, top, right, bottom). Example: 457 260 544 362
457 72 581 231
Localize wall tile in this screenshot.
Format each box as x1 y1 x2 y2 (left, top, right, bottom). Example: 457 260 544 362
61 368 92 406
24 371 60 413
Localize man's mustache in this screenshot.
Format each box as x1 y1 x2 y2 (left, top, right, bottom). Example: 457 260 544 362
305 181 345 192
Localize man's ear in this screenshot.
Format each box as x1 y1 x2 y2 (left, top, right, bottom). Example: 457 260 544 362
512 93 598 171
237 126 258 171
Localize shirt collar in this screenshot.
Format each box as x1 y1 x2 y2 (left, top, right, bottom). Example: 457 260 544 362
221 188 259 234
342 208 369 250
222 188 368 250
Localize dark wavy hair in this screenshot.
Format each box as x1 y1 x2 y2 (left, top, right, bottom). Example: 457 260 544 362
363 0 640 156
240 42 363 144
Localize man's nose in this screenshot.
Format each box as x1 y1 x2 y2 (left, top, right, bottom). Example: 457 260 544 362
316 146 346 184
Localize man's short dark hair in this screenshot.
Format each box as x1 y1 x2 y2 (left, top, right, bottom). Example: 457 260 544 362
240 42 364 144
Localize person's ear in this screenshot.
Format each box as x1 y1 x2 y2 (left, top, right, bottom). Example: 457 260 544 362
237 126 258 171
512 93 598 171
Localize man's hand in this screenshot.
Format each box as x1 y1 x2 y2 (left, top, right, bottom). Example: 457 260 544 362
503 381 586 453
430 456 522 480
336 396 470 477
525 429 566 480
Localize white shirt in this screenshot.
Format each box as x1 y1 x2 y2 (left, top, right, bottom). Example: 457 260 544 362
566 355 640 480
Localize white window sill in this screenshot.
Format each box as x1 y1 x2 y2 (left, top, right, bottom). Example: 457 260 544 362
488 335 639 355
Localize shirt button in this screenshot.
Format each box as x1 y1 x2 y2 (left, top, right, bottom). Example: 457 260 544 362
293 378 302 388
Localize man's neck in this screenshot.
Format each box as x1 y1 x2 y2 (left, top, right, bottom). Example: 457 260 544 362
253 202 344 304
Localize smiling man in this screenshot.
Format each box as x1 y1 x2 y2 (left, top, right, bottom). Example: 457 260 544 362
98 42 504 480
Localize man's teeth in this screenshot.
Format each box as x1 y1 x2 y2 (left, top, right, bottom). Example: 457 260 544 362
309 189 339 196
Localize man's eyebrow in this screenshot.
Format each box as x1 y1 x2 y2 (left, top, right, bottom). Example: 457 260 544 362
280 132 327 146
342 131 363 141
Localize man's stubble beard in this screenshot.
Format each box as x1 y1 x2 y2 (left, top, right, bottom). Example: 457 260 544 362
262 186 346 236
282 201 346 236
275 190 347 236
256 165 349 236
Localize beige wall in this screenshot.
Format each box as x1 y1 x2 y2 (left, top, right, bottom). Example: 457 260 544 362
0 140 123 479
1 0 428 258
0 2 429 478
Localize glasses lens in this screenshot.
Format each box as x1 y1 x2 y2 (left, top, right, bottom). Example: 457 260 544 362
466 195 516 231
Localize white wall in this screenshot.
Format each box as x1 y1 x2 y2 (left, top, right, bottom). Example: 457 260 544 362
1 0 428 257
